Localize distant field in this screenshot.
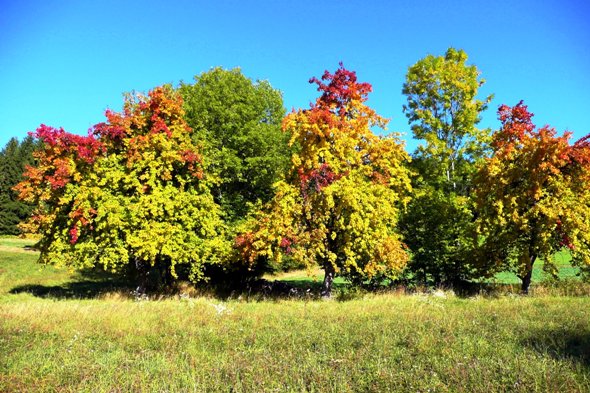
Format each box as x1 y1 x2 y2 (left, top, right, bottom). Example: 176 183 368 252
1 237 581 288
1 237 589 392
491 249 579 284
266 249 581 289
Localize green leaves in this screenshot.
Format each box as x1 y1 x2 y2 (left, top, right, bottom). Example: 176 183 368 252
179 68 291 222
0 136 39 235
401 48 493 286
403 47 492 191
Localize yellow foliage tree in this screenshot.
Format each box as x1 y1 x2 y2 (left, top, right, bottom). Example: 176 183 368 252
474 101 590 293
236 64 412 297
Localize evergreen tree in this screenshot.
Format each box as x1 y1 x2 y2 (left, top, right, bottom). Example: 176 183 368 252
0 136 38 235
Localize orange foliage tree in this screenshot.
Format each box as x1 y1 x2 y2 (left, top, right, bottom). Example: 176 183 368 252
474 101 590 293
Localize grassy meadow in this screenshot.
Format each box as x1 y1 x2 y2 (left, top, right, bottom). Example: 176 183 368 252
1 237 589 392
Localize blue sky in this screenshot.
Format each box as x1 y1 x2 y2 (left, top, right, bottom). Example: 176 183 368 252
1 0 588 152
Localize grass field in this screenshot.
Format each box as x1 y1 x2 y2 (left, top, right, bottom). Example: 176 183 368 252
1 237 589 392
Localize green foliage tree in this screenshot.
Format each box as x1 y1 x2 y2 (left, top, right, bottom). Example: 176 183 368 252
400 48 493 286
0 136 39 235
474 101 590 293
179 68 291 222
237 64 412 297
16 86 228 292
402 47 492 191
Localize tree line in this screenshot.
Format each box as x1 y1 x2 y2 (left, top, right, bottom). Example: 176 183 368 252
3 48 590 296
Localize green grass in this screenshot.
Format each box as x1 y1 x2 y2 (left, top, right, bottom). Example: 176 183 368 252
268 249 582 291
1 239 590 392
491 249 580 284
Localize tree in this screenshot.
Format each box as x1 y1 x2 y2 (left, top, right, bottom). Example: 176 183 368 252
237 64 412 297
402 47 492 191
16 86 228 292
400 48 492 286
179 68 292 222
474 101 590 293
399 189 481 286
0 136 39 235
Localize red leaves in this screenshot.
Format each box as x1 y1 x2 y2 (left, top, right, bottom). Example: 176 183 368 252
151 118 171 137
493 101 536 152
569 134 590 167
235 231 257 264
69 227 78 244
33 124 104 165
279 237 293 254
92 111 127 144
67 207 97 244
94 87 186 145
91 86 203 180
48 160 71 189
21 125 105 193
298 163 341 199
181 149 203 178
309 62 373 117
493 101 590 174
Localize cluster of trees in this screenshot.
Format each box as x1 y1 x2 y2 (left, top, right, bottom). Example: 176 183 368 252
5 48 590 296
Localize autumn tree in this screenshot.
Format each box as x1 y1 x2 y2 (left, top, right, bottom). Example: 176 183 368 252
16 86 228 292
179 68 292 222
474 101 590 293
237 64 412 298
400 48 493 286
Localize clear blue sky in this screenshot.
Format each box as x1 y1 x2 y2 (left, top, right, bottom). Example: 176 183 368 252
1 0 588 152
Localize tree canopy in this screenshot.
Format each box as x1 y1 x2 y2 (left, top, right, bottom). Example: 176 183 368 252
403 47 492 191
16 86 228 291
474 101 590 293
400 48 493 286
8 57 590 295
179 68 291 222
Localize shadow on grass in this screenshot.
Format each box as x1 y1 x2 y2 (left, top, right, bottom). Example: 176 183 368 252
522 328 590 369
8 273 335 301
9 268 135 299
205 279 320 301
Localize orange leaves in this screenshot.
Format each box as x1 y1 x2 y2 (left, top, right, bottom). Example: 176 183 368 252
16 125 105 206
474 101 590 283
492 102 586 183
494 101 535 151
234 231 257 265
91 86 201 181
282 63 395 180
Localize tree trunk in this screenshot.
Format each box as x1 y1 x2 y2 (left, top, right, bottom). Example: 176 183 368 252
135 258 149 295
519 254 536 295
321 263 336 299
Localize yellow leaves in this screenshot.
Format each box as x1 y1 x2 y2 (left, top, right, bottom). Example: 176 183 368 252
475 104 590 277
226 67 412 290
15 86 229 280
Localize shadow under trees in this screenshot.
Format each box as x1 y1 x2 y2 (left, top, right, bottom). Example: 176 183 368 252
522 328 590 369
